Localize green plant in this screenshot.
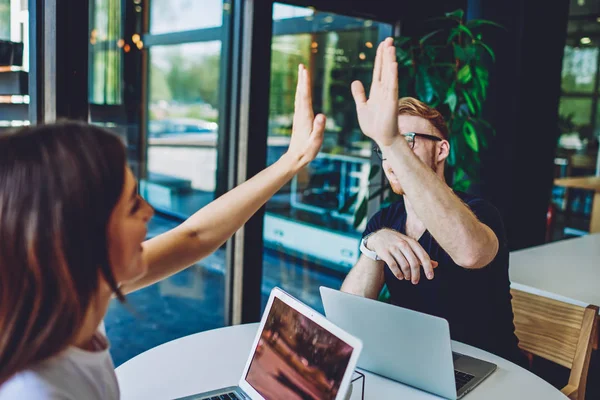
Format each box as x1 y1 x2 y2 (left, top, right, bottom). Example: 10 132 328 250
351 9 503 228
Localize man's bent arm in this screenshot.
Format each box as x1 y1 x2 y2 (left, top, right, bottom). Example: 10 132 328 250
341 255 386 299
381 138 498 269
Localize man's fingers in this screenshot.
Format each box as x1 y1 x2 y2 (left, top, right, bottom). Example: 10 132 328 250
391 249 411 281
382 46 398 95
351 80 367 106
398 243 420 284
294 64 304 108
303 67 313 111
379 252 403 281
407 240 435 280
372 40 385 84
310 114 326 143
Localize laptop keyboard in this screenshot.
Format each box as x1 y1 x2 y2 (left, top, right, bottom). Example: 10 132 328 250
204 393 240 400
455 370 475 391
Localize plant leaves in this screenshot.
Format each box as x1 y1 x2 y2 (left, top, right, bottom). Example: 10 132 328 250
463 90 476 114
445 85 458 113
397 48 411 63
394 36 412 47
416 66 435 103
453 43 467 62
466 19 506 30
448 25 474 43
463 120 479 152
452 167 472 192
457 64 472 83
445 9 465 21
475 41 496 62
420 29 444 45
474 66 489 97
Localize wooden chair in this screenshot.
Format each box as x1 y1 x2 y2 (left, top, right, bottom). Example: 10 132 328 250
511 289 599 400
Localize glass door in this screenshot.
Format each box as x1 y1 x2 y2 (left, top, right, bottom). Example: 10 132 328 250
261 3 392 312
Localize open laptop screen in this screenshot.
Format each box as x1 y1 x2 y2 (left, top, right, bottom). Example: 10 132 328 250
245 297 354 400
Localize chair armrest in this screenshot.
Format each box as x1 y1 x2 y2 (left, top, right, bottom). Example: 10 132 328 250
561 384 578 399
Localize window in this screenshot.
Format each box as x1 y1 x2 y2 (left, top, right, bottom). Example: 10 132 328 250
559 97 593 127
89 0 123 104
0 0 28 129
261 3 392 312
0 0 9 39
562 45 598 93
150 0 223 34
90 0 230 367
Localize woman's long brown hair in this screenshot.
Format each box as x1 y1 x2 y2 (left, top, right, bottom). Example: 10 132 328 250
0 121 127 385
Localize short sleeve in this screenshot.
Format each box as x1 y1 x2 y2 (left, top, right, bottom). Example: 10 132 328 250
362 209 385 239
467 198 507 249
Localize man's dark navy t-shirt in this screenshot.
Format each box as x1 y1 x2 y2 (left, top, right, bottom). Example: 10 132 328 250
363 192 526 367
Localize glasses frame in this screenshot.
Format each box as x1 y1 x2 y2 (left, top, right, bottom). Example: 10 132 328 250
373 132 443 160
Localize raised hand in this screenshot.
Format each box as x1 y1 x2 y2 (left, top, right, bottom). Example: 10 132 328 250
286 64 326 167
351 38 399 147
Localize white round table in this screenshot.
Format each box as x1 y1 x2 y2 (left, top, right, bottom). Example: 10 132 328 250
116 323 566 400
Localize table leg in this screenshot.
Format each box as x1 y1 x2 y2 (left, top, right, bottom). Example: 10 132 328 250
591 192 600 234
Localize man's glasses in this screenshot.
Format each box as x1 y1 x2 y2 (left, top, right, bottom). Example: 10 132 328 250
373 132 443 160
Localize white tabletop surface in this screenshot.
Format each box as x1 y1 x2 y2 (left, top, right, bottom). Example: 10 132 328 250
509 233 600 309
116 323 566 400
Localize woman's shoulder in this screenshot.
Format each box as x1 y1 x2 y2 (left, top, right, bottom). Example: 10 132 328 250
0 368 69 399
0 338 118 400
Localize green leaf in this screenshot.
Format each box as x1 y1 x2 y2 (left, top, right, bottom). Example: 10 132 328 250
445 86 458 113
463 120 479 152
416 67 435 103
452 167 472 192
448 25 474 43
463 90 476 114
447 138 457 166
453 43 467 61
479 128 489 149
457 65 472 83
466 19 506 30
445 9 465 21
474 65 489 81
394 36 412 47
420 29 444 45
453 177 472 192
397 48 411 63
474 66 489 98
475 41 496 62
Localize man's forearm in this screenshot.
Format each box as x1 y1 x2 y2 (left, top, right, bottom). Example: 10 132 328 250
341 255 385 299
380 137 497 268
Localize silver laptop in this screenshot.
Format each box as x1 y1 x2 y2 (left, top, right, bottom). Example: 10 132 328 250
177 287 363 400
320 287 496 400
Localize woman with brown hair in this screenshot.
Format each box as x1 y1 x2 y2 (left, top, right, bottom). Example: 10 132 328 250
0 65 324 399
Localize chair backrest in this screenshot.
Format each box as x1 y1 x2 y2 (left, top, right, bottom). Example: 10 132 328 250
511 288 598 400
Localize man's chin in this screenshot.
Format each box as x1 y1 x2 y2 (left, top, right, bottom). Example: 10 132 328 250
389 182 405 196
